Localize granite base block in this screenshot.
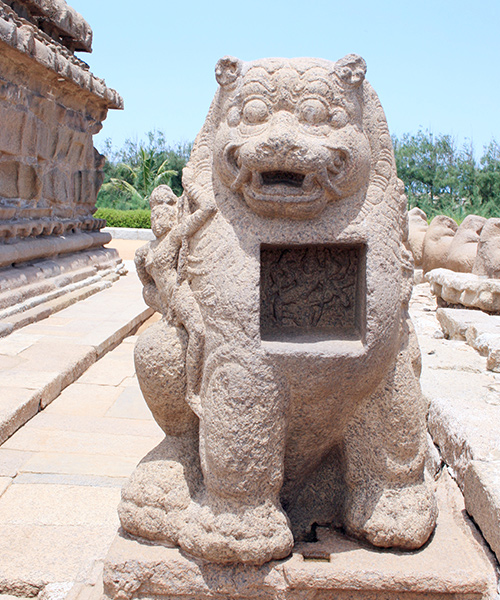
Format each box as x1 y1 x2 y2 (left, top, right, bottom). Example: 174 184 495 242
103 473 498 600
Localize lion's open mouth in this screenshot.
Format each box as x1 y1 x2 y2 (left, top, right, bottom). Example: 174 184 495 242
260 171 305 188
245 171 321 201
237 169 327 218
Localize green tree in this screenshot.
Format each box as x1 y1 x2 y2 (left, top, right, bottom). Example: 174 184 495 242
393 130 500 220
101 147 177 209
96 130 192 209
393 130 459 215
477 140 500 216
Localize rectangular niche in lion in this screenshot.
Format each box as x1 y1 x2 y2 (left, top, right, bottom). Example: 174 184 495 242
260 244 365 342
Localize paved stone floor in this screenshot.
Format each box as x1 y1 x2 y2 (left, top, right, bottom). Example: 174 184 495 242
0 240 498 597
0 321 164 595
0 242 162 596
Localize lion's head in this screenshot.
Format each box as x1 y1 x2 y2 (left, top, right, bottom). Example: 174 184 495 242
210 55 372 219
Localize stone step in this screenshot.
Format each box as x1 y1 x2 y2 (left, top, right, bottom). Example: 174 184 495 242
410 282 500 567
437 306 500 372
0 276 117 338
0 265 153 445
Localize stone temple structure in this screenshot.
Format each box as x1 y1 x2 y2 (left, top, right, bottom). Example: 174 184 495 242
0 0 123 335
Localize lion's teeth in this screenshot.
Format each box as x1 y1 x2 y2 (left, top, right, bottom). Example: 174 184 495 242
231 165 252 191
303 174 314 191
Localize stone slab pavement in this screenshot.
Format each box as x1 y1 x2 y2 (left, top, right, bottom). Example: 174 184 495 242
410 283 500 566
0 259 154 446
0 325 163 597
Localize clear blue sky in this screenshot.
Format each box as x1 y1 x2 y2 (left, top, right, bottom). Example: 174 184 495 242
70 0 499 157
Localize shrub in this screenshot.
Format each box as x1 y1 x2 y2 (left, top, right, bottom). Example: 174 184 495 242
95 208 151 229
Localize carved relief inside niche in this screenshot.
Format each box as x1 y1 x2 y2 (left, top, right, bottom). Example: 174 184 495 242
260 244 365 342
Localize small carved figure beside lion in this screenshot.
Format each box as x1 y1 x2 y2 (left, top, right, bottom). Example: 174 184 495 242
119 54 438 566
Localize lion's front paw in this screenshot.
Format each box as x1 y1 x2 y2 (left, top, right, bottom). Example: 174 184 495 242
344 480 438 550
177 497 294 565
118 436 202 543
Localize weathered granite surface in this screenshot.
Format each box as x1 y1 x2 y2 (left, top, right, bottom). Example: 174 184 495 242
410 282 500 565
0 0 121 237
104 472 497 600
437 306 500 371
422 215 458 274
447 215 486 273
427 268 500 313
0 0 123 327
116 54 437 569
407 206 428 268
464 460 500 565
0 246 126 337
3 0 93 52
473 218 500 279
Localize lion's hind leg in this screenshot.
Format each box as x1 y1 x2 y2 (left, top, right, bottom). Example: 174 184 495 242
343 346 438 549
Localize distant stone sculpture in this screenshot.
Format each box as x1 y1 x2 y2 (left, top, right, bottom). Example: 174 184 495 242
120 55 437 566
0 0 123 334
407 206 428 268
422 215 458 274
427 267 500 313
473 218 500 279
426 217 500 314
447 215 486 273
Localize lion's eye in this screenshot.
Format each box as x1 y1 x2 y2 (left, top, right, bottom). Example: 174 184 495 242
299 99 328 125
242 99 269 124
330 107 349 128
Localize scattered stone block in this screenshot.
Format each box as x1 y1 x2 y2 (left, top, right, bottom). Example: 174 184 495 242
422 215 458 274
463 460 500 565
407 206 428 267
447 215 486 273
437 307 500 371
413 293 500 565
473 218 500 279
427 267 500 312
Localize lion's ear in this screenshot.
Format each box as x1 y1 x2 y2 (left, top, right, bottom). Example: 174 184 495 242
335 54 366 87
215 56 242 87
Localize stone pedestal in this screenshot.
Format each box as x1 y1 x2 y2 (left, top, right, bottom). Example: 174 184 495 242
103 473 498 600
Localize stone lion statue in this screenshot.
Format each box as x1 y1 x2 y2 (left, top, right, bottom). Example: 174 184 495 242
119 54 438 566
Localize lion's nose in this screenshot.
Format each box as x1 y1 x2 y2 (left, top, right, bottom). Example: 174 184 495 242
258 112 301 156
